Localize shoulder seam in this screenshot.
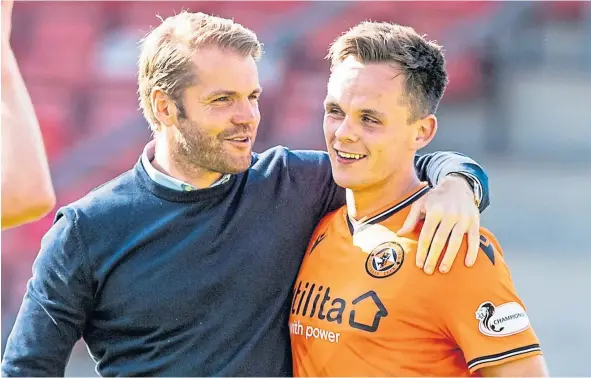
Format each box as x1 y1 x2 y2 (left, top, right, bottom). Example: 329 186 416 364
91 169 134 193
68 208 97 305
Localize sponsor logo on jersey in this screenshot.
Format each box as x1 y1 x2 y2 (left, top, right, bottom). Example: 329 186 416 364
475 301 530 337
291 281 388 333
365 242 404 278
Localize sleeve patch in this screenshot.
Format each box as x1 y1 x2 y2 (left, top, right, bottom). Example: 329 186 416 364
475 301 530 337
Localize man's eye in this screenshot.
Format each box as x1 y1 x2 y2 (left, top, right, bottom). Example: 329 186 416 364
327 108 344 115
249 94 260 101
213 96 230 102
362 116 379 124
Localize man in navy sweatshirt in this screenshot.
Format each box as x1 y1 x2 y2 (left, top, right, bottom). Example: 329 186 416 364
2 12 490 377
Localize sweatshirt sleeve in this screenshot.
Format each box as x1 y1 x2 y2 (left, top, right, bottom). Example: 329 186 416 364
414 151 490 212
1 208 94 377
286 149 490 218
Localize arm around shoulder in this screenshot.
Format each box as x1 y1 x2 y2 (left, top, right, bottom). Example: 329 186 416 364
287 149 345 216
414 151 490 212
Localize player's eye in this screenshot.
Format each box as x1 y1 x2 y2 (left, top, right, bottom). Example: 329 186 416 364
361 115 380 125
213 96 230 103
248 94 260 101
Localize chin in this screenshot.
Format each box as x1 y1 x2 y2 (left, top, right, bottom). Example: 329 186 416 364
223 155 253 174
332 172 363 190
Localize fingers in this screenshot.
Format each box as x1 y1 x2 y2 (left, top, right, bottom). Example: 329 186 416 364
409 177 482 274
398 201 423 235
422 217 456 274
465 221 481 266
415 208 442 271
438 219 469 273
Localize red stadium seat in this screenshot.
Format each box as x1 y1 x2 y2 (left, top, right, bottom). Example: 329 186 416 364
25 83 77 159
288 0 498 112
117 1 304 36
21 16 101 85
85 83 140 132
540 1 586 21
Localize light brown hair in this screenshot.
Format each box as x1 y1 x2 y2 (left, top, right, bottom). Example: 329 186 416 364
138 11 263 129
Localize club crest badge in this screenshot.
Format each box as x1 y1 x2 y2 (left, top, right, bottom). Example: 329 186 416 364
365 242 405 278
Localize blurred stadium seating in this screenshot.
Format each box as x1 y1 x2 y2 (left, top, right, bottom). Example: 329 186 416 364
2 2 590 376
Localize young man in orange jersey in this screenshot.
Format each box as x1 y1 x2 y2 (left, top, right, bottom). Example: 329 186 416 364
290 22 548 377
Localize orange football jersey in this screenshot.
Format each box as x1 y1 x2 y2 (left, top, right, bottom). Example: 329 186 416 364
290 184 542 377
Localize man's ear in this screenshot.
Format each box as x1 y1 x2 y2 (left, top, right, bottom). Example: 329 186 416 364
152 88 179 130
413 114 438 150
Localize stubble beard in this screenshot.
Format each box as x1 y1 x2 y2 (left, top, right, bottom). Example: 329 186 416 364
171 118 253 176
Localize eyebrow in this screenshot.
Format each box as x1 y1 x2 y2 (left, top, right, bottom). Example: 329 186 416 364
207 88 262 99
324 101 341 109
359 108 386 119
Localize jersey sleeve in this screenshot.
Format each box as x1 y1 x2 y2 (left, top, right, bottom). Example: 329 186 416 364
434 229 542 373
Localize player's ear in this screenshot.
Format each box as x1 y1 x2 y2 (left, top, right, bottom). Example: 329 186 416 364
413 114 437 150
152 88 178 129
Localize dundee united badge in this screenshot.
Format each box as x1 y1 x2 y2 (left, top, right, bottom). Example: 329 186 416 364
366 241 404 278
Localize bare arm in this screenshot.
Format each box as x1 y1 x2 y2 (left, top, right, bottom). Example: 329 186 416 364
1 0 56 229
480 355 549 377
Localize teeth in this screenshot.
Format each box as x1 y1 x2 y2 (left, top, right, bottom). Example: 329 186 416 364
337 151 364 160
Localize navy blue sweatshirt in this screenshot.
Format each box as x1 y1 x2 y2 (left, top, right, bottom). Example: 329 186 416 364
1 147 488 377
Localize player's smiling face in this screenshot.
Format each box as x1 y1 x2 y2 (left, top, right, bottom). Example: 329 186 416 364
170 46 262 174
323 57 429 191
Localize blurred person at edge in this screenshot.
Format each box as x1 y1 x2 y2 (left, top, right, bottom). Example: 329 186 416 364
1 0 56 230
2 11 491 377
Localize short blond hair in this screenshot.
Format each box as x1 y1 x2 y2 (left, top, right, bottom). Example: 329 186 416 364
327 21 448 123
138 11 263 130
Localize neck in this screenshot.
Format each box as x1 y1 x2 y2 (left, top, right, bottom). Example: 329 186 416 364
152 139 223 189
347 165 421 221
